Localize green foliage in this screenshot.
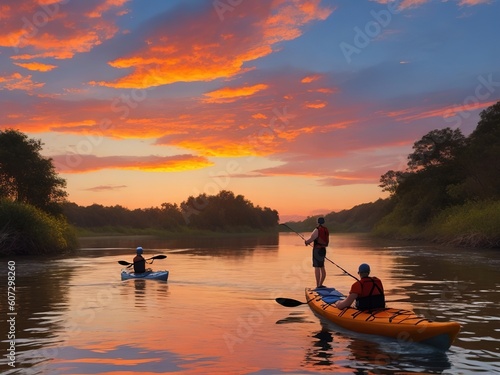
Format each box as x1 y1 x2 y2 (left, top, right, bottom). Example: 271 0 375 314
372 101 500 246
424 200 500 247
285 199 394 233
0 199 78 256
63 190 279 232
288 101 500 248
0 129 67 214
372 205 424 240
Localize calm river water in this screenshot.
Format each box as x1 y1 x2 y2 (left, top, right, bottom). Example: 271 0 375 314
1 233 499 374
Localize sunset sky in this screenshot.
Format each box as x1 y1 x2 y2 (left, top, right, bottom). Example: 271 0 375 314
1 0 499 221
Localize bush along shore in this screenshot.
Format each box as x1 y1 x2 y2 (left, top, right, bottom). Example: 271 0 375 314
0 199 78 257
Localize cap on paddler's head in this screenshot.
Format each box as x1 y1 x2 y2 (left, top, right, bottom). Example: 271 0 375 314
358 263 370 274
136 246 143 254
317 217 325 224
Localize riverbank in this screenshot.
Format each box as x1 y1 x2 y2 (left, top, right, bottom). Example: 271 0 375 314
372 200 500 248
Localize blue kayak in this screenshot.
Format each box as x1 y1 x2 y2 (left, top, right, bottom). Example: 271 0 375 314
121 270 169 281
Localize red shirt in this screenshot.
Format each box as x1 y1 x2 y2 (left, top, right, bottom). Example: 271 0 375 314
350 276 385 310
350 277 384 296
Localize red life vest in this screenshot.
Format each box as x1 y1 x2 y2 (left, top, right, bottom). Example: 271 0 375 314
314 225 329 247
354 277 385 310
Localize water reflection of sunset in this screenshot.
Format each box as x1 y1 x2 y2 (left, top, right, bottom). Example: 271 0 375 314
4 233 498 374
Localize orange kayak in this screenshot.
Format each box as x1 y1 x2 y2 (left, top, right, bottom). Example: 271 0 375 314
305 287 460 351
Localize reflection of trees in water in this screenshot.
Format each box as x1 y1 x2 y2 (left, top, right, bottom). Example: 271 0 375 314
78 233 280 258
0 263 75 371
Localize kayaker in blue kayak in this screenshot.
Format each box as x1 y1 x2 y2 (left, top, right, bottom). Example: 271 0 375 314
133 246 146 273
335 263 386 310
305 217 330 289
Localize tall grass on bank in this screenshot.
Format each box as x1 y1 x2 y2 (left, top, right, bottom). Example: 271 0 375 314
371 204 423 240
425 200 500 248
0 199 78 256
373 199 500 248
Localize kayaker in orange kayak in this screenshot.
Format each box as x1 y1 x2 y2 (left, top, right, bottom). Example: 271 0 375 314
335 263 386 310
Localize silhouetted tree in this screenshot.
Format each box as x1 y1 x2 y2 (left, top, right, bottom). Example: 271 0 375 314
0 129 67 214
407 128 466 171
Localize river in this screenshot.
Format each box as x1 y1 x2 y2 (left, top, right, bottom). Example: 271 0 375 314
1 233 499 374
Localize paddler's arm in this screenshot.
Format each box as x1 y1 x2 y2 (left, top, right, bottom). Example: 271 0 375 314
335 293 357 309
305 228 318 245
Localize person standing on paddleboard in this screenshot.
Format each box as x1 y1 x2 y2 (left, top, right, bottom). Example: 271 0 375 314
133 246 146 273
305 217 329 289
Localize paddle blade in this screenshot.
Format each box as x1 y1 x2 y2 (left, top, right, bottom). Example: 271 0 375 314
118 260 131 266
152 255 167 260
275 298 306 307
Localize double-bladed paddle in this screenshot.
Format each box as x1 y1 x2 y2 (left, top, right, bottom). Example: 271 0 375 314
118 254 167 267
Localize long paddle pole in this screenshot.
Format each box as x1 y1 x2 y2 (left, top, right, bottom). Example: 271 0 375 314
280 223 359 281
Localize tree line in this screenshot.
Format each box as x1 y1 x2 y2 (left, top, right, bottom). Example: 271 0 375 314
0 128 279 255
62 190 279 231
288 101 500 247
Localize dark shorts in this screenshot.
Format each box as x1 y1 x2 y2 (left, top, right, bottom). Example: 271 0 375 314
312 247 326 267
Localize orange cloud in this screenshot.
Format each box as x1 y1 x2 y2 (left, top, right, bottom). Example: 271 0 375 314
252 113 268 119
86 0 129 18
313 88 336 94
203 84 268 103
381 100 498 122
1 1 127 60
305 101 327 109
13 61 57 71
53 154 213 174
458 0 491 4
93 1 334 89
0 72 44 91
301 75 321 83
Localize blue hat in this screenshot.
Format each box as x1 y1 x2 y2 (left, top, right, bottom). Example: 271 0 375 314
358 263 370 274
317 217 325 224
136 246 143 254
